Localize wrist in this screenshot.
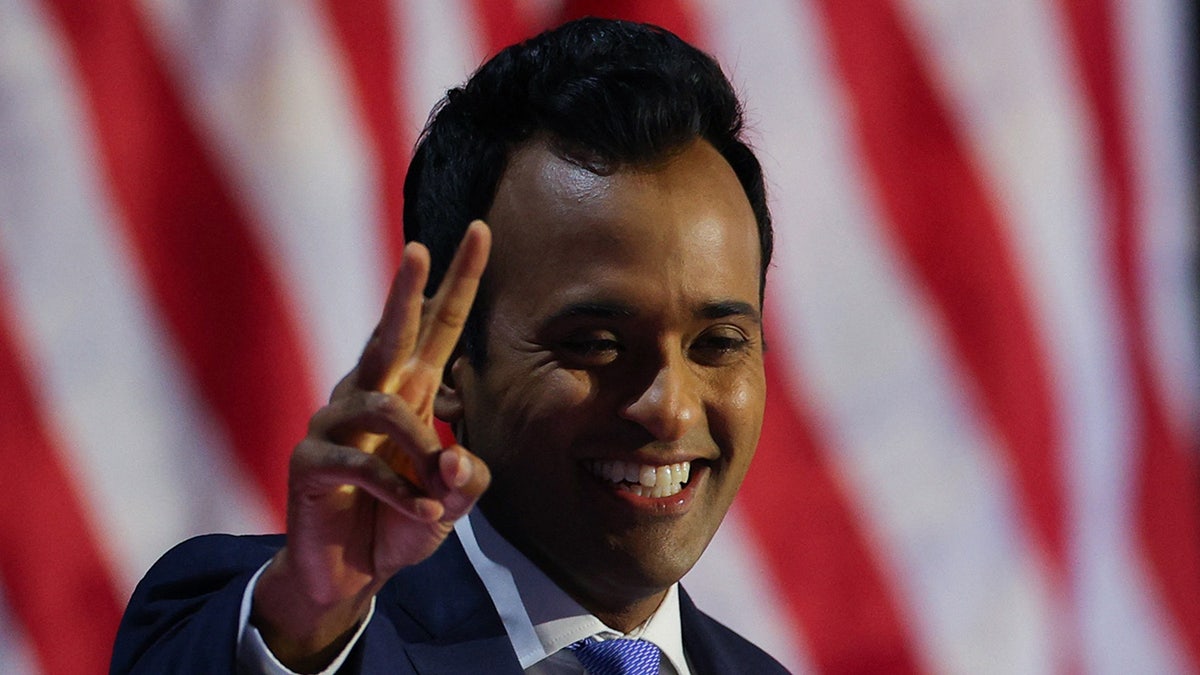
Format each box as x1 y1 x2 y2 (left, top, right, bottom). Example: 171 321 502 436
250 550 376 673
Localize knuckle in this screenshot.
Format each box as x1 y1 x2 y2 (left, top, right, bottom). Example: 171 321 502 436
328 446 372 474
432 303 469 330
289 438 332 474
290 439 316 466
306 405 337 435
364 390 401 415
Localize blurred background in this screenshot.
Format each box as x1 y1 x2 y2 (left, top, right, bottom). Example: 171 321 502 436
1 1 1197 673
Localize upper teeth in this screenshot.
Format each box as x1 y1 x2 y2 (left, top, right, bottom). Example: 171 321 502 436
586 459 692 498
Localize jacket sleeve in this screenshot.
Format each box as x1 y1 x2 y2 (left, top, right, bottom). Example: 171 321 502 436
110 533 284 674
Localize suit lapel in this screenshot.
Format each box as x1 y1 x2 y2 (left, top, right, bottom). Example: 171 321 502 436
371 533 524 674
678 587 735 675
403 635 525 675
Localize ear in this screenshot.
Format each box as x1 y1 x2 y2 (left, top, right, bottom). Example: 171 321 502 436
433 355 468 424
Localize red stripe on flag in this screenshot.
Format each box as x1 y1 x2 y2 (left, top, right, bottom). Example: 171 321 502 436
0 281 124 675
1058 0 1200 663
555 0 700 44
809 0 1069 572
467 0 535 56
740 349 925 674
321 0 411 277
42 0 318 519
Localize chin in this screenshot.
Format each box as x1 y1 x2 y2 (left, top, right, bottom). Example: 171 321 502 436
594 529 712 593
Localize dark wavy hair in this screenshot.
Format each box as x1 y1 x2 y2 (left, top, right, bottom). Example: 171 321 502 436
403 17 772 364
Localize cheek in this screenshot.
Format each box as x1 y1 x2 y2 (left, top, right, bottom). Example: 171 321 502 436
727 378 760 413
472 367 598 467
708 370 766 460
715 363 764 409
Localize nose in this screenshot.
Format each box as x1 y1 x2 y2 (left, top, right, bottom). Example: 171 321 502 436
620 361 702 442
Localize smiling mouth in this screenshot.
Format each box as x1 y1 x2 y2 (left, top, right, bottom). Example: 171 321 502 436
585 459 692 498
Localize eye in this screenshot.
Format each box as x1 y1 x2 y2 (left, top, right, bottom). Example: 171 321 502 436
690 327 752 365
558 332 623 366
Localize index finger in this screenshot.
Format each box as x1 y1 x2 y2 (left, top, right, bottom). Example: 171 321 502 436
356 241 431 392
413 220 491 369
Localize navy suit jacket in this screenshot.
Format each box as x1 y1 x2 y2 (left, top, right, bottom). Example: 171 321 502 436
111 533 790 674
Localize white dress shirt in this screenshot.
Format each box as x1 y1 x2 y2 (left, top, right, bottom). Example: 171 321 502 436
237 509 691 674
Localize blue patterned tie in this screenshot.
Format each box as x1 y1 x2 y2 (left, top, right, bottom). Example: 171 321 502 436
568 638 661 675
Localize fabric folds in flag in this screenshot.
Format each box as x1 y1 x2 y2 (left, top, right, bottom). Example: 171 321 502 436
0 1 1195 674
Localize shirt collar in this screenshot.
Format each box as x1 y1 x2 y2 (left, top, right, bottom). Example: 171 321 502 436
455 509 690 674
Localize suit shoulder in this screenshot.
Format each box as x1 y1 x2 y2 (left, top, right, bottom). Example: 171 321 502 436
149 532 285 574
680 589 792 674
129 532 282 597
112 533 285 673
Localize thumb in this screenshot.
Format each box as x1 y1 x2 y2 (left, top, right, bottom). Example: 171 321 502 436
437 446 491 522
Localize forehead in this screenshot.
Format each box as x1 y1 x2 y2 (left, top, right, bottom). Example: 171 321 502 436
483 139 760 312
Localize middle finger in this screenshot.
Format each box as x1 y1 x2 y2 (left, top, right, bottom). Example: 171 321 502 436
413 220 491 371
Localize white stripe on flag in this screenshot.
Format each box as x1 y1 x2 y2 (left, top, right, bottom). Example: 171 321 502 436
396 0 488 138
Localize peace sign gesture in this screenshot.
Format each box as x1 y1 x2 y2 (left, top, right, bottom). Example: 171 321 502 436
251 222 492 671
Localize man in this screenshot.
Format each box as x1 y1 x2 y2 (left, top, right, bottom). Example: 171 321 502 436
112 17 787 674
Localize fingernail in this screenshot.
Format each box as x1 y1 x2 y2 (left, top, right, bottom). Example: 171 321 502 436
453 453 471 488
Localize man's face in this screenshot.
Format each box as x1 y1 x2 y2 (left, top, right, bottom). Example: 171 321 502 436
447 138 765 616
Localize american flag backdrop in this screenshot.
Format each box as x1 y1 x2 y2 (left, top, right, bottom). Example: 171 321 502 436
0 0 1197 673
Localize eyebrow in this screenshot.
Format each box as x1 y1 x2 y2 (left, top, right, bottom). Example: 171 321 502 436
699 300 762 324
544 301 638 325
544 300 761 325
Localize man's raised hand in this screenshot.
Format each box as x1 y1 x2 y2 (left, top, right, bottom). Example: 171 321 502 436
250 222 492 672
